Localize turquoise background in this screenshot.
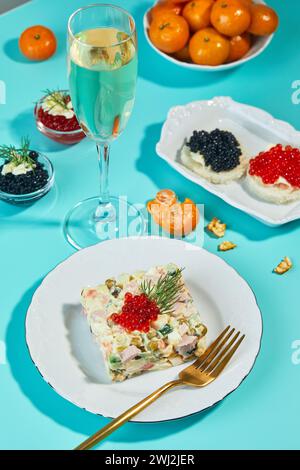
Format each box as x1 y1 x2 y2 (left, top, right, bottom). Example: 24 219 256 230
0 0 299 450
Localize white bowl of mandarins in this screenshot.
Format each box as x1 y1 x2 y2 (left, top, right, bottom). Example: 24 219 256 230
144 0 278 70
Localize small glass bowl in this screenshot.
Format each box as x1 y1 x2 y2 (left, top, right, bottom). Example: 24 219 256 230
35 90 86 145
0 152 55 205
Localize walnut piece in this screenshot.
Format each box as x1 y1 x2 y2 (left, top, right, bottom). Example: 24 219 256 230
207 217 226 238
218 241 237 252
274 257 292 275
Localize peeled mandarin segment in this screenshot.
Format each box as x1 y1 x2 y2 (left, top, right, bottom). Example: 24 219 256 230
147 191 199 236
147 189 177 226
161 203 182 236
182 199 200 232
210 0 251 37
183 197 196 204
182 198 200 228
146 200 155 213
155 189 177 205
147 200 162 224
248 4 279 36
161 199 199 236
148 198 173 225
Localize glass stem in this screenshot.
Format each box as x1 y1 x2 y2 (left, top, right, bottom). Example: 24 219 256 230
94 143 111 221
97 143 110 204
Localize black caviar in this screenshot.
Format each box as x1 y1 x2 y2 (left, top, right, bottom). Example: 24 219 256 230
29 150 39 160
186 129 242 172
0 161 49 195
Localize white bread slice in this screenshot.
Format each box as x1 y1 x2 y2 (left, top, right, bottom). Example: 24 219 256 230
246 173 300 204
181 145 246 184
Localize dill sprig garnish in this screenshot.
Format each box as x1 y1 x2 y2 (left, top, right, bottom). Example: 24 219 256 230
42 89 70 111
0 137 35 166
140 268 185 315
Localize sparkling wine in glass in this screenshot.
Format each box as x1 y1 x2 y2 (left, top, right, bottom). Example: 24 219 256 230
64 4 144 249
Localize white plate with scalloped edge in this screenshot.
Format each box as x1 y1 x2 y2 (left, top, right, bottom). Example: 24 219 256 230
156 96 300 226
25 237 262 422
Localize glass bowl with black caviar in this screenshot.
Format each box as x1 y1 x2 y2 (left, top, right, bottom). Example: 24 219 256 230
0 139 54 204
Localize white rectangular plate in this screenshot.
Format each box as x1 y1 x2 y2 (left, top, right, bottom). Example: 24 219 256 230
156 96 300 226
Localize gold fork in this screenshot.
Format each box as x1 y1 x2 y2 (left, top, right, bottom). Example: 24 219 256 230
75 325 245 450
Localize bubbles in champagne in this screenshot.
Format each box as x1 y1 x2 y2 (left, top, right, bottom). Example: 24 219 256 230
70 28 136 71
69 27 137 141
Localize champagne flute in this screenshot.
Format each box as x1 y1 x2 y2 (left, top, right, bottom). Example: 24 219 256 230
64 4 144 249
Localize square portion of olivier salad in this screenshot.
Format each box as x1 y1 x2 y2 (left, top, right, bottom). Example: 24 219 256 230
81 263 207 381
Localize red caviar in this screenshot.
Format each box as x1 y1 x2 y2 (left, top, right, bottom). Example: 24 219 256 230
37 104 81 132
249 144 300 188
111 292 160 333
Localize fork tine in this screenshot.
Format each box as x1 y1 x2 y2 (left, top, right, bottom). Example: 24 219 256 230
196 327 235 371
209 334 245 378
204 331 240 373
191 325 231 368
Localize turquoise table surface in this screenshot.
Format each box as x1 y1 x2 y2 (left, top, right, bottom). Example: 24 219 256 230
0 0 299 450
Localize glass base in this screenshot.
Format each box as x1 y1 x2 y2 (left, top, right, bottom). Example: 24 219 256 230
63 196 146 250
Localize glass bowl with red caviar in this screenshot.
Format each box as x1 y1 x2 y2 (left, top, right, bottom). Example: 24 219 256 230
35 90 86 145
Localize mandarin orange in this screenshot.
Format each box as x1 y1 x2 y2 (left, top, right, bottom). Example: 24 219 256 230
189 27 230 65
248 4 279 35
211 0 251 37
